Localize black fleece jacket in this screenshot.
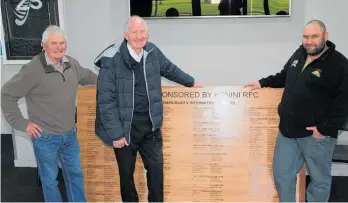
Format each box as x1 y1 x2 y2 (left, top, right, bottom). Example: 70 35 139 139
259 41 348 138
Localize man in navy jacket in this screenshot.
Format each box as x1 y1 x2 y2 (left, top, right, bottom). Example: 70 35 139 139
94 15 202 202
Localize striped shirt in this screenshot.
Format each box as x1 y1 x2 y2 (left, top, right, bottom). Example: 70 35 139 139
44 52 69 73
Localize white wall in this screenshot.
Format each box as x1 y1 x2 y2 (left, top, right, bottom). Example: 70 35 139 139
304 0 348 57
1 0 348 168
62 0 123 72
62 0 348 143
1 0 343 131
66 0 305 85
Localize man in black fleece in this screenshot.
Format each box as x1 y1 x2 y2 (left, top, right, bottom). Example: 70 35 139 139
245 20 348 202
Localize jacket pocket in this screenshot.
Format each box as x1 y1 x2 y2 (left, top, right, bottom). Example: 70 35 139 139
307 72 334 90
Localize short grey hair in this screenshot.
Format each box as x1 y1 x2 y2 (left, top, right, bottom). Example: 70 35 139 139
124 15 149 33
42 25 67 43
306 19 326 33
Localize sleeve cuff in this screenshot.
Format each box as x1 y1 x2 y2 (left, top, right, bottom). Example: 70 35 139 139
187 80 195 87
316 125 335 136
15 118 29 132
113 136 125 141
259 79 267 88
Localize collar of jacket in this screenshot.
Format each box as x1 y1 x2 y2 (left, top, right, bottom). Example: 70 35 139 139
38 51 71 73
119 39 154 69
299 40 336 61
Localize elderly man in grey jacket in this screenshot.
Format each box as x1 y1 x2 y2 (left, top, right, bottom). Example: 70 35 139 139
1 25 97 202
94 15 202 202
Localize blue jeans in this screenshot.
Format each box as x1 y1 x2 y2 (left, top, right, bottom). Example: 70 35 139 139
273 132 337 202
32 127 86 202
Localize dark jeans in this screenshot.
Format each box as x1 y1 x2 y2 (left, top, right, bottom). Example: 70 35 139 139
114 114 163 202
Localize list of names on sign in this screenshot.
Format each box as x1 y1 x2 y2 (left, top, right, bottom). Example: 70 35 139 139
77 91 147 202
77 86 305 202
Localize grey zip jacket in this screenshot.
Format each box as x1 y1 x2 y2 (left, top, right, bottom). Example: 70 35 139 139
1 52 97 134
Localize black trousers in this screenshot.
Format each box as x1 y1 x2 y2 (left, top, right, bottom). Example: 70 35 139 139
114 114 163 202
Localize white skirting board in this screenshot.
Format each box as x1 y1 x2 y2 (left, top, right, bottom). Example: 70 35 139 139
14 159 37 168
331 163 348 176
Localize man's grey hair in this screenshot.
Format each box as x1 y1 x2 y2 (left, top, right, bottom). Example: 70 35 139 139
124 15 149 33
306 19 326 33
42 25 67 43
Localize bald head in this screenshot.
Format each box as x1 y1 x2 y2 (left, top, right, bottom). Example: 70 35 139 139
305 19 326 34
302 19 328 56
124 15 149 33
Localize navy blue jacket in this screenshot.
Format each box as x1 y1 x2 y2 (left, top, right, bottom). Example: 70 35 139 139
94 40 195 146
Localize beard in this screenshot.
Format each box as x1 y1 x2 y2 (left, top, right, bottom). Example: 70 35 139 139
303 38 326 56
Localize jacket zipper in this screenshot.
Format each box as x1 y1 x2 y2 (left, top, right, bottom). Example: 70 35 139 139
61 74 65 82
291 59 317 94
129 70 135 144
60 64 67 82
297 55 321 79
286 57 319 134
285 58 312 134
284 54 324 135
143 54 154 132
